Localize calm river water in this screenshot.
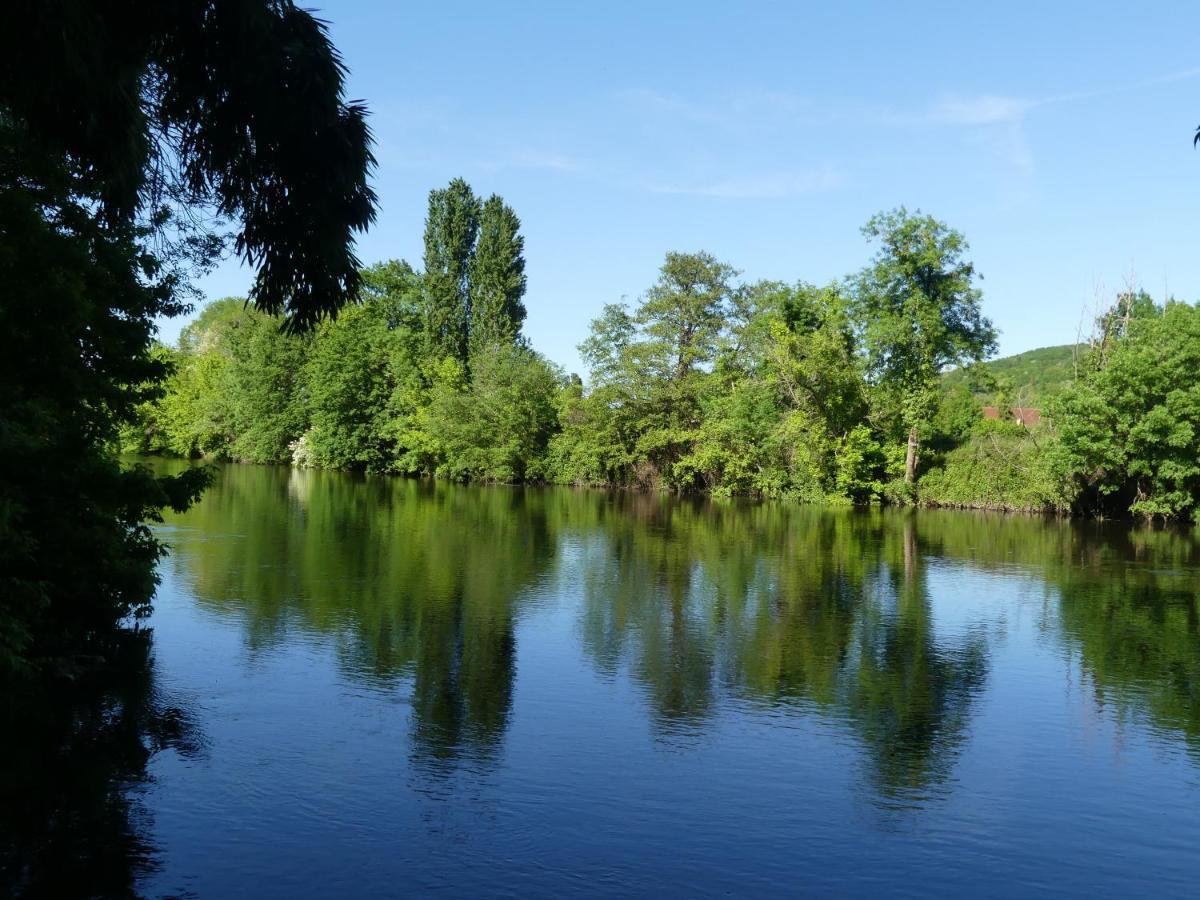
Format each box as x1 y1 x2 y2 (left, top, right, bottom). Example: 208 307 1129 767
6 463 1200 897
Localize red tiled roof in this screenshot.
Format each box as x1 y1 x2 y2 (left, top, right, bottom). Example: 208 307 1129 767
980 406 1042 426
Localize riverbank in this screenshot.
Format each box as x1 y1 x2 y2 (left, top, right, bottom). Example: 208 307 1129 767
134 450 1140 524
125 238 1200 524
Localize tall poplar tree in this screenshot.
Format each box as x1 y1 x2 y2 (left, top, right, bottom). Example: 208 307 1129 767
422 179 479 362
469 195 527 353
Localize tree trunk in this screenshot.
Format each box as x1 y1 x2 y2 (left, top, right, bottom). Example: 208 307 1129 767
904 425 919 484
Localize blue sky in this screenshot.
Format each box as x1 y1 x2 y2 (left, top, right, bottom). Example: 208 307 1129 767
171 0 1200 375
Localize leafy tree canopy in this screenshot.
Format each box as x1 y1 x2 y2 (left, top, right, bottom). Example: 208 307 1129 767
2 0 377 329
0 1 375 674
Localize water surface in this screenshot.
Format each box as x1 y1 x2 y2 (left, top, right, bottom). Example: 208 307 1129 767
6 464 1200 897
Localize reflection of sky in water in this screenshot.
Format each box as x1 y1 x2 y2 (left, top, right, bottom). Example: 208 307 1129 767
37 469 1199 898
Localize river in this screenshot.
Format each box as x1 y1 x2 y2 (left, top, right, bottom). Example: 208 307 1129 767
5 462 1200 897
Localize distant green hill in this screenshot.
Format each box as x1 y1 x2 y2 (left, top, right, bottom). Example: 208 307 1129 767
944 344 1084 405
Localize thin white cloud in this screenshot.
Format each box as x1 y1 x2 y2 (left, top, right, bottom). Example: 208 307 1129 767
614 87 811 130
506 149 584 172
1040 65 1200 106
642 167 841 199
475 149 586 174
893 66 1200 131
927 94 1033 125
376 66 1200 204
907 66 1200 186
610 88 834 198
615 87 703 117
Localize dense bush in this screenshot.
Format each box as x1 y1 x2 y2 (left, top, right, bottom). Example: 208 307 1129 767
917 420 1067 512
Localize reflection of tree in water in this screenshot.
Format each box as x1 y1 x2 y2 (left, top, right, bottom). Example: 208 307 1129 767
576 494 719 733
165 467 556 774
0 637 204 898
895 512 1200 758
577 501 989 801
410 585 517 773
165 466 1200 801
1049 526 1200 750
578 499 1200 797
843 517 987 803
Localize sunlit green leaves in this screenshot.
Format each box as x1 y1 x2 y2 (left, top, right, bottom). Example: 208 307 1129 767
1054 299 1200 520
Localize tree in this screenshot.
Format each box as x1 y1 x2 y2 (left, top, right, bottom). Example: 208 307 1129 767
561 252 741 489
1054 298 1200 520
3 1 375 329
469 195 528 354
633 252 739 483
425 345 562 483
225 314 310 464
761 284 880 501
302 261 425 472
853 209 996 485
153 298 252 458
549 304 642 486
0 157 208 673
0 1 374 674
423 179 479 362
640 251 737 383
141 298 309 465
676 281 881 501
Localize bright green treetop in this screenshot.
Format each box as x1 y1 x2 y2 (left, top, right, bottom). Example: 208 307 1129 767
469 195 528 354
1054 298 1200 521
423 179 480 363
638 251 739 381
853 209 996 481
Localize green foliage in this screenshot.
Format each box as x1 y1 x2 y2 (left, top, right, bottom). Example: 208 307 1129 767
143 253 561 485
0 0 375 675
469 195 527 354
1053 299 1200 520
118 343 180 455
834 425 887 502
149 296 313 466
0 149 208 674
425 346 563 482
931 381 984 447
303 304 395 471
558 268 887 502
758 286 877 500
152 298 248 458
303 262 425 472
142 205 1200 524
918 421 1067 511
421 179 531 365
558 252 743 488
423 179 480 363
224 314 309 464
676 375 795 498
639 251 738 382
545 371 634 486
853 208 997 481
673 282 883 502
160 350 236 457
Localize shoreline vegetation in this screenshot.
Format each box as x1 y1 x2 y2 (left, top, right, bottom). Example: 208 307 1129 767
126 180 1200 525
